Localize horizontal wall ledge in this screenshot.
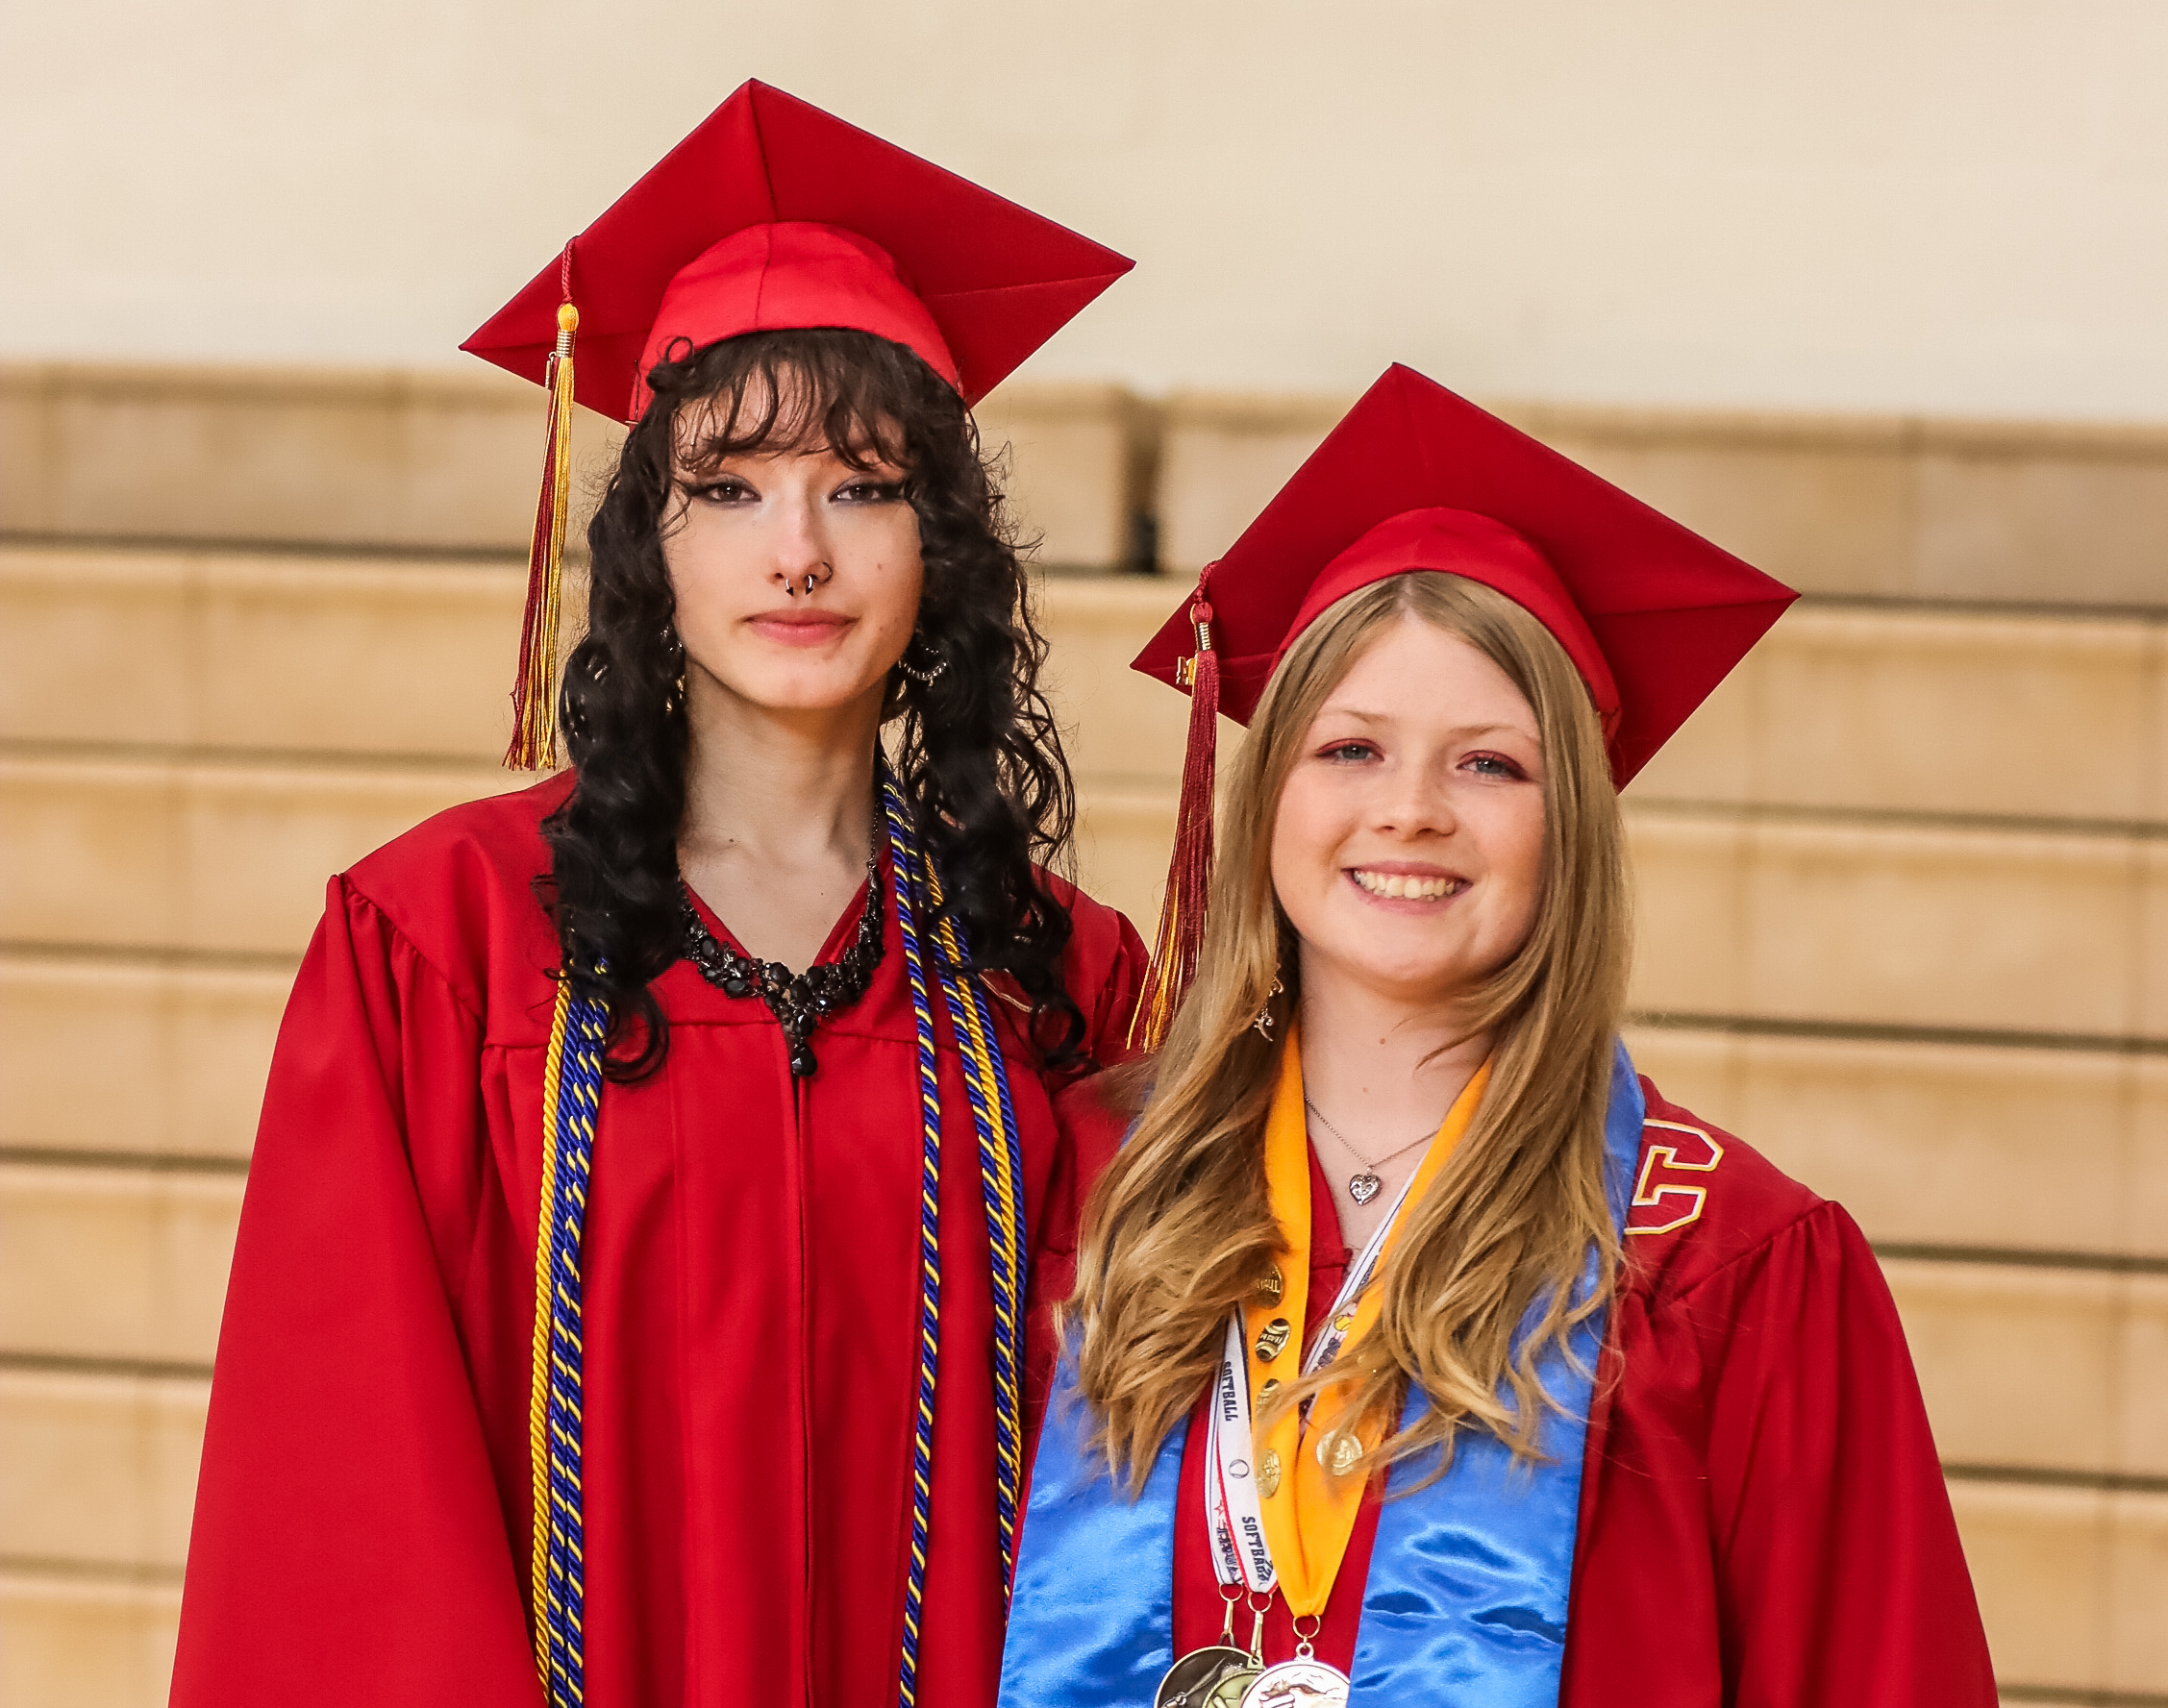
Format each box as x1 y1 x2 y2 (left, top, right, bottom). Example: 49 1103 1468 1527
0 542 1194 771
12 543 2167 823
0 363 1144 572
14 363 2168 601
1888 1263 2166 1477
1626 805 2168 1040
1155 388 2168 606
1949 1465 2168 1498
0 1164 243 1365
0 952 290 1162
0 750 522 955
0 1370 208 1573
1952 1481 2168 1696
0 1565 181 1708
1090 794 2168 1042
1625 1025 2168 1263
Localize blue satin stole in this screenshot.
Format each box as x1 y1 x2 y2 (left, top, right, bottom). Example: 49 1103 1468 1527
998 1042 1644 1708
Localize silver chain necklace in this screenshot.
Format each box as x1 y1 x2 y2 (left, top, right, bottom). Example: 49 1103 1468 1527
1303 1098 1441 1207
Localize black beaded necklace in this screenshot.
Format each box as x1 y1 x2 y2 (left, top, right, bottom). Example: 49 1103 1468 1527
679 845 885 1078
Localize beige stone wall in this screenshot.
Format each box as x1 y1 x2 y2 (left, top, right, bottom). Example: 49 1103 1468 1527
7 3 2168 420
4 367 2168 1703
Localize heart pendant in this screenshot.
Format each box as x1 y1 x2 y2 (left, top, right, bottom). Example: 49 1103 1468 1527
1348 1172 1383 1206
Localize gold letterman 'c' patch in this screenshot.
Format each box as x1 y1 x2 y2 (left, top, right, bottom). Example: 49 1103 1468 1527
1625 1119 1725 1236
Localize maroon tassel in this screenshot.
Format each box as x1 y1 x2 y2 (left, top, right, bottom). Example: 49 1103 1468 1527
1131 575 1221 1052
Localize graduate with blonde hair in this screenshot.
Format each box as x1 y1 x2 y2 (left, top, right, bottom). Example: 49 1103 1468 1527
1001 366 1996 1707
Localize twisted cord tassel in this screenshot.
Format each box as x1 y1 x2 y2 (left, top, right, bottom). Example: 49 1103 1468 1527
1131 574 1221 1052
506 285 579 771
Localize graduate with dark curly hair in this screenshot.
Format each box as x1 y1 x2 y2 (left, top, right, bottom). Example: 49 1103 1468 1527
171 82 1143 1708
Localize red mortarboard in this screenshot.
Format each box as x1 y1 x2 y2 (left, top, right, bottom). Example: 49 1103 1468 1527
1127 363 1797 1048
464 80 1134 769
463 79 1134 420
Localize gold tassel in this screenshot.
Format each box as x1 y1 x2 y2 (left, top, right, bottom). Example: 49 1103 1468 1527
506 300 579 770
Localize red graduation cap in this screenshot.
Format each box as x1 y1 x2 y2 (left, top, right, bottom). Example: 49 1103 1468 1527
1127 362 1796 1048
462 80 1134 768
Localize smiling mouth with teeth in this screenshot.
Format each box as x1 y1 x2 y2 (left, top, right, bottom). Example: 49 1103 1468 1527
1350 870 1465 901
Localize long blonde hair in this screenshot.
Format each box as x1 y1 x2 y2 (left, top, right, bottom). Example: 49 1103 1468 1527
1069 572 1631 1488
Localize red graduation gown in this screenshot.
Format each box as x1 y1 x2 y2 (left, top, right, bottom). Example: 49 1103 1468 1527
1040 1076 1999 1707
170 776 1146 1708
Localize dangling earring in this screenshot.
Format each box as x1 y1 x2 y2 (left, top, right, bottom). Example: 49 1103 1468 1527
1252 976 1285 1039
898 633 947 684
663 624 686 713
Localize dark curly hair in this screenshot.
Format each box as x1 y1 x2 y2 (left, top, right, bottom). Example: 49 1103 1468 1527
536 328 1084 1080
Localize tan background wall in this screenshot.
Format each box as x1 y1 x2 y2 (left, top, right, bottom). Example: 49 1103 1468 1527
6 5 2168 1704
6 372 2168 1708
6 0 2168 420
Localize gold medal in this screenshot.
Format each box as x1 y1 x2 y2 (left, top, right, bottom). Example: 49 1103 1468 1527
1255 1266 1283 1303
1238 1657 1351 1707
1256 1448 1282 1498
1316 1427 1362 1478
1254 1318 1291 1362
1155 1646 1256 1708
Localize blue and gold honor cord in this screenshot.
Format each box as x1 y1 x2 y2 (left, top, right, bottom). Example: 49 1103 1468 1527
882 772 1031 1703
529 978 609 1706
526 772 1028 1708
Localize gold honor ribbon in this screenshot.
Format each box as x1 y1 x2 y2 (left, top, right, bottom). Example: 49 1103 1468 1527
1241 1027 1491 1620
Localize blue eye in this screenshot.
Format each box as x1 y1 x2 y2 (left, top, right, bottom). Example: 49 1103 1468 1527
1321 742 1375 763
1466 753 1527 780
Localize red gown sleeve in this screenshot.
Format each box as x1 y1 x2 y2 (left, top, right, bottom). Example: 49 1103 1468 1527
1567 1198 1996 1706
169 878 540 1708
1078 904 1149 1069
1699 1203 1995 1705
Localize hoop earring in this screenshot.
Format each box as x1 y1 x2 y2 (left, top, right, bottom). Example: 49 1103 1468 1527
898 635 947 684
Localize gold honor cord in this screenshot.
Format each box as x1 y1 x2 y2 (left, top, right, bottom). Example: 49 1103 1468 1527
1242 1034 1492 1621
528 978 572 1673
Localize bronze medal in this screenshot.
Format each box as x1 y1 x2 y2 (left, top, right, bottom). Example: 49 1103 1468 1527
1155 1646 1255 1708
1238 1657 1352 1707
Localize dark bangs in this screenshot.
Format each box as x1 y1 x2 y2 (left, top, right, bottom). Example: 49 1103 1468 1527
651 327 936 482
